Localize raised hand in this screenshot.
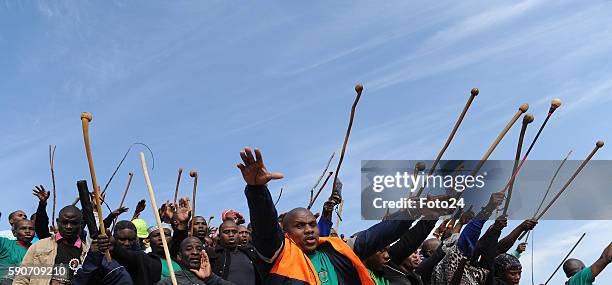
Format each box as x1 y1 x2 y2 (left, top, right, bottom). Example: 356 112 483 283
135 199 146 213
176 197 191 224
32 185 50 203
492 214 508 231
459 208 475 225
516 242 527 253
237 147 283 186
111 207 129 218
191 250 212 279
518 219 538 231
487 192 505 208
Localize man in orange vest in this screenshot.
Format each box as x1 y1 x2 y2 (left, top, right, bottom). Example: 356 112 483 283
237 147 431 285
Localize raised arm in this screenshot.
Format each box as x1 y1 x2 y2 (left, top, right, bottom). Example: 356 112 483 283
388 219 437 266
457 192 504 257
238 147 284 262
496 219 537 254
590 242 612 279
32 185 52 239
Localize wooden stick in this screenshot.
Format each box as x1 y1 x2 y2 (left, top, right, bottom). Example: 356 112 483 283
118 171 134 209
173 168 183 206
140 152 177 285
207 216 214 227
543 233 586 285
534 149 573 218
49 145 57 228
429 89 479 177
500 98 562 193
519 141 603 240
307 171 333 210
502 114 534 215
80 112 111 261
189 170 198 237
275 187 284 206
309 152 335 205
330 84 363 200
536 141 603 220
410 162 426 198
471 103 529 177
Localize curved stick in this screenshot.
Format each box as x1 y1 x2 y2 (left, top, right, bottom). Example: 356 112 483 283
190 170 198 237
49 145 57 228
275 187 284 206
80 112 111 261
534 149 573 217
519 141 603 240
543 233 586 285
502 113 534 215
173 168 183 206
330 84 363 199
101 142 155 195
140 152 177 285
307 171 333 210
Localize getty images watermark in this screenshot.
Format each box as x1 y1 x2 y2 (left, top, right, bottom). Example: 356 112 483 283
370 171 485 210
361 160 612 220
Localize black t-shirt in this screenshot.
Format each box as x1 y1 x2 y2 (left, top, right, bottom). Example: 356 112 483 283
52 242 83 283
227 249 256 285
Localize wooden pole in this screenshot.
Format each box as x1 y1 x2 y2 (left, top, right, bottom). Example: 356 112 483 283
140 152 177 285
80 112 111 261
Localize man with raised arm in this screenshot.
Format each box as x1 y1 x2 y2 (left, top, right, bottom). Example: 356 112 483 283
238 147 437 285
563 242 612 285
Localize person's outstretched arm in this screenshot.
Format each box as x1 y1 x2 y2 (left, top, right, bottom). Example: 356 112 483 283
496 219 537 254
32 185 51 239
590 242 612 279
238 147 285 262
457 192 504 257
388 219 437 266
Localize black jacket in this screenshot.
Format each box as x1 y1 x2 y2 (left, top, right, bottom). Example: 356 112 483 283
157 270 235 285
205 243 268 285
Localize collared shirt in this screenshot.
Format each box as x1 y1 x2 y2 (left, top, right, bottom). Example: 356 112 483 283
54 232 82 249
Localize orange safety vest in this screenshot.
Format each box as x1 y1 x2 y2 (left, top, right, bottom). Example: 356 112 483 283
267 235 374 285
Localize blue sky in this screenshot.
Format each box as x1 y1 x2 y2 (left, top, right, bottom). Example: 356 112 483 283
2 1 612 284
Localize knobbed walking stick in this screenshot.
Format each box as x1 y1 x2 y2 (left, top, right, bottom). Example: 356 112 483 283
518 140 604 240
500 98 562 193
173 168 183 206
543 233 586 285
415 88 479 198
330 84 363 200
140 152 177 285
80 112 111 261
502 113 534 215
190 170 198 237
49 145 57 228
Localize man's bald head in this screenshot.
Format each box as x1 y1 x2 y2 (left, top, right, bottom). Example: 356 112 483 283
282 208 314 231
421 238 442 258
563 258 585 278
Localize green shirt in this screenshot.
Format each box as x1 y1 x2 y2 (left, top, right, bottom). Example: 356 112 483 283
368 268 390 285
0 237 29 278
160 258 182 279
567 266 594 285
308 250 339 285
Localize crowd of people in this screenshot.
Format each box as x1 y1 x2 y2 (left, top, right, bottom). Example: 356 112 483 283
0 147 611 285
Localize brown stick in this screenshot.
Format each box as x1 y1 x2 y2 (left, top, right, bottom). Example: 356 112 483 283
502 114 534 215
207 216 214 227
80 112 111 261
49 145 57 228
307 171 333 210
173 168 183 206
118 171 134 209
189 170 198 237
471 103 529 177
330 84 363 200
518 141 604 240
140 152 177 285
414 88 479 198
